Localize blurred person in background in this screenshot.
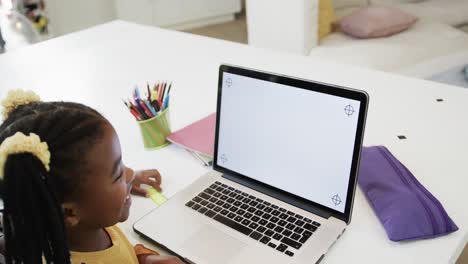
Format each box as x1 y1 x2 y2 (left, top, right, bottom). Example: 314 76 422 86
0 26 5 53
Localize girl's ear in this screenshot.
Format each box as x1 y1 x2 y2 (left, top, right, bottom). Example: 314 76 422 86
62 202 80 227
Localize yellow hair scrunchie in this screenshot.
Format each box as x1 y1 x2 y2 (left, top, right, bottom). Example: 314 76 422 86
1 89 41 120
0 132 51 179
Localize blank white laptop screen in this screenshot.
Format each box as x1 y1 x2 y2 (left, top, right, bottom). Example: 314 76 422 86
217 73 361 213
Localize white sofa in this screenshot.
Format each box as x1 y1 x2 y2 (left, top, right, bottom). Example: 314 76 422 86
247 0 468 73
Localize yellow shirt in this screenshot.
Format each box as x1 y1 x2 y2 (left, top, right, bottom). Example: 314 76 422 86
70 226 139 264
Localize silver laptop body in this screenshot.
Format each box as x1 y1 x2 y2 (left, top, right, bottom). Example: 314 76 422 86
134 65 369 264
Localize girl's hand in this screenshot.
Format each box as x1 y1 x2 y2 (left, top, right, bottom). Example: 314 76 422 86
132 169 162 197
144 255 185 264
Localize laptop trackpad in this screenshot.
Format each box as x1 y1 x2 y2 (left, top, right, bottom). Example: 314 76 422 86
181 226 246 263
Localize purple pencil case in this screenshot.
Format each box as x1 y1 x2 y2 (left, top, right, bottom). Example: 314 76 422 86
358 146 458 241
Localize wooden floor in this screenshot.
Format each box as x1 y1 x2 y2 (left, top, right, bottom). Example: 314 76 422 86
184 13 247 44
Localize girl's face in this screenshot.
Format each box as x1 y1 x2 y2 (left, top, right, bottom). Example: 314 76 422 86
71 123 135 228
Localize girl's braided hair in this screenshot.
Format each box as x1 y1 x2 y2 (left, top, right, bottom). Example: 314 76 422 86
0 100 109 264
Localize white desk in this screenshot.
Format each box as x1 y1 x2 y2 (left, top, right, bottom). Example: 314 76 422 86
0 21 466 263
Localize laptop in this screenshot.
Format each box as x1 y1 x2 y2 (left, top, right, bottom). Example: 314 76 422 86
134 65 369 264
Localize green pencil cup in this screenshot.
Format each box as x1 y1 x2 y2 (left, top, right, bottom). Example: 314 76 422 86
137 108 171 150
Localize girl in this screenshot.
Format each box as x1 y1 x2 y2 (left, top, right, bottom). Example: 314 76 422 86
0 90 184 264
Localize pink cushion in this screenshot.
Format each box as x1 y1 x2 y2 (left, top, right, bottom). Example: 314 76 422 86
339 6 418 38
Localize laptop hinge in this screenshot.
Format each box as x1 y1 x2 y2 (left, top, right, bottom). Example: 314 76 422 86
223 173 332 220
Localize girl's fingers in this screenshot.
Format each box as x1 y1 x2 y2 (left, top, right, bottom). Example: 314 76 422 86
147 175 162 191
141 170 162 191
133 169 163 194
131 184 148 197
145 169 162 185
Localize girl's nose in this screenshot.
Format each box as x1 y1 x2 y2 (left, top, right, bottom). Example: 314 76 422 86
125 166 135 185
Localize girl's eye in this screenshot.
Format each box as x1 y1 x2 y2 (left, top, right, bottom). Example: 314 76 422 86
114 169 124 183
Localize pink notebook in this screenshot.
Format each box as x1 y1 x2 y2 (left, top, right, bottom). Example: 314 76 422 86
167 113 216 157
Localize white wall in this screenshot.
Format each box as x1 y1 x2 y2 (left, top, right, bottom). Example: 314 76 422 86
115 0 152 26
46 0 116 36
116 0 241 30
46 0 241 36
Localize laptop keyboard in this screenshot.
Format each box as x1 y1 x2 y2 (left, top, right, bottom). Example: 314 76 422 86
185 181 321 257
